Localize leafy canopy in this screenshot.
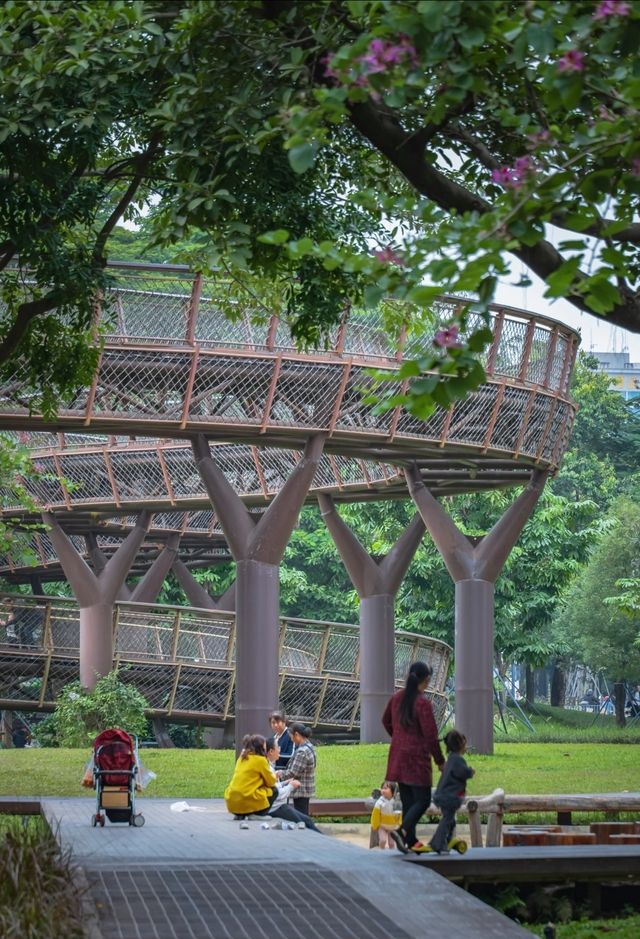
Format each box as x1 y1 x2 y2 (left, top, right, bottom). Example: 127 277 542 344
50 670 148 748
2 1 640 415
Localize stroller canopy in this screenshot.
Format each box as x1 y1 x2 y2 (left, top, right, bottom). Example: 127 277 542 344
93 728 135 786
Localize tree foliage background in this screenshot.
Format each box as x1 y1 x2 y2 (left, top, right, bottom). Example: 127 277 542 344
2 0 640 415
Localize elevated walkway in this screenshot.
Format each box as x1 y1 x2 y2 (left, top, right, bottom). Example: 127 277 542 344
0 592 449 730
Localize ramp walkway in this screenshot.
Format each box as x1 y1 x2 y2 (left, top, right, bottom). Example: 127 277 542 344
39 796 529 939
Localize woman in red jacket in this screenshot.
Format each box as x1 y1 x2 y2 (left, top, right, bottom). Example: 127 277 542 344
382 660 445 853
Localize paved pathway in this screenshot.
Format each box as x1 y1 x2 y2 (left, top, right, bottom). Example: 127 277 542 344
42 797 530 939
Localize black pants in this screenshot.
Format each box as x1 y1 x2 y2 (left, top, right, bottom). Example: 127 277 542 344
398 783 432 848
235 804 319 833
429 801 459 852
293 796 310 816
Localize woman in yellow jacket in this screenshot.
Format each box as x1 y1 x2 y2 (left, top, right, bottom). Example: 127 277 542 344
224 734 276 818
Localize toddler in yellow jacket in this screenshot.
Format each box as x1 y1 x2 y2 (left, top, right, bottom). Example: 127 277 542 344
370 781 402 849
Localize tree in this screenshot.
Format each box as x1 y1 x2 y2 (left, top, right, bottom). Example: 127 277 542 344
0 433 47 574
3 1 640 416
555 497 640 723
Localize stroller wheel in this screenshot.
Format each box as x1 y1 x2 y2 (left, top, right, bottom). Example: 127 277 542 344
132 814 145 827
91 814 97 827
99 814 105 827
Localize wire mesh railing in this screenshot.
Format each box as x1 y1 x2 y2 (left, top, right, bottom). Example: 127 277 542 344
0 264 578 471
0 593 450 729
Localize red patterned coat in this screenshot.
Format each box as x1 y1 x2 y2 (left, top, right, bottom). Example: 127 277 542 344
382 690 445 787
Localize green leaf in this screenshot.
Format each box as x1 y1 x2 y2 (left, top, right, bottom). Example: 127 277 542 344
467 327 494 352
288 142 317 174
407 285 441 307
585 280 620 314
258 229 290 245
544 257 581 298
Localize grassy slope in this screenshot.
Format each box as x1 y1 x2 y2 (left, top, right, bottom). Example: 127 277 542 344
1 741 638 799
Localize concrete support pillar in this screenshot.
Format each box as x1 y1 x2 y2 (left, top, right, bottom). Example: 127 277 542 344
318 494 425 743
192 434 325 753
406 466 547 754
44 511 151 689
172 558 236 612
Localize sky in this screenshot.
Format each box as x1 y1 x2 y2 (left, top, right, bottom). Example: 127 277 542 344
495 263 640 365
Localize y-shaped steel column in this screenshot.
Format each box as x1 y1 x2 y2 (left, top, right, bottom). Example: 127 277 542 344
43 512 151 689
86 533 180 602
86 534 132 601
172 558 236 612
192 434 325 748
406 466 547 754
318 494 425 743
129 534 181 603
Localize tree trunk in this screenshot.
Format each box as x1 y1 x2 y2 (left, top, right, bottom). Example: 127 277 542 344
614 681 626 728
550 662 566 708
525 664 535 705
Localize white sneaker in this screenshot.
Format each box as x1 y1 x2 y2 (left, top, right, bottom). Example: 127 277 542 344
296 822 306 829
239 821 250 829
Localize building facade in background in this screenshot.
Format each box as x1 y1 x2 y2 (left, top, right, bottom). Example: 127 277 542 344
592 351 640 401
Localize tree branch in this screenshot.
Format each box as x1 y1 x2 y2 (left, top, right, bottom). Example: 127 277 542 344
0 292 62 367
348 99 640 332
93 133 163 263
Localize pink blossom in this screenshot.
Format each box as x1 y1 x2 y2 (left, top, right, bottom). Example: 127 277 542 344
527 128 552 149
17 431 29 443
557 49 585 73
631 158 640 178
491 155 535 190
597 104 615 121
359 35 418 74
321 54 339 81
33 462 45 474
433 325 461 349
594 0 631 19
373 246 405 266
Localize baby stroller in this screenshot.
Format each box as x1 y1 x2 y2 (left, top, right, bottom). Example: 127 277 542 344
90 728 145 828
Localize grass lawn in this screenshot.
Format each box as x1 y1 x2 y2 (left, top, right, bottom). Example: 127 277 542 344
1 741 638 800
525 914 640 938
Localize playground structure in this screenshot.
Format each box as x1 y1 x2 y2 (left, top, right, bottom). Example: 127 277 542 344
0 262 579 752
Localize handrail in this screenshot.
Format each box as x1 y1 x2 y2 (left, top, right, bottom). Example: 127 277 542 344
0 592 451 686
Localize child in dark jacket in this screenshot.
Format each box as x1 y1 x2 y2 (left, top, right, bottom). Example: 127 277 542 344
429 729 474 854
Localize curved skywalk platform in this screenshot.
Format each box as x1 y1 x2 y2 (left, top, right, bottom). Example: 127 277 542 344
0 263 579 483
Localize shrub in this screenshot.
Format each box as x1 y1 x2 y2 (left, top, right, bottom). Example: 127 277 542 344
0 817 85 938
51 670 148 747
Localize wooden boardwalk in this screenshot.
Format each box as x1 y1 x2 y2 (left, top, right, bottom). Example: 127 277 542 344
408 843 640 883
35 797 529 939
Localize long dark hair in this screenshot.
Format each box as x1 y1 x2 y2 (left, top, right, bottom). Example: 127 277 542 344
399 661 433 729
240 734 266 760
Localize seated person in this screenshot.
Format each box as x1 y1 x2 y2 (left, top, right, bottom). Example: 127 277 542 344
224 734 276 819
265 736 320 832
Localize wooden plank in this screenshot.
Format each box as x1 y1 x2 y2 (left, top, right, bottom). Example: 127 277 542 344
407 844 640 883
